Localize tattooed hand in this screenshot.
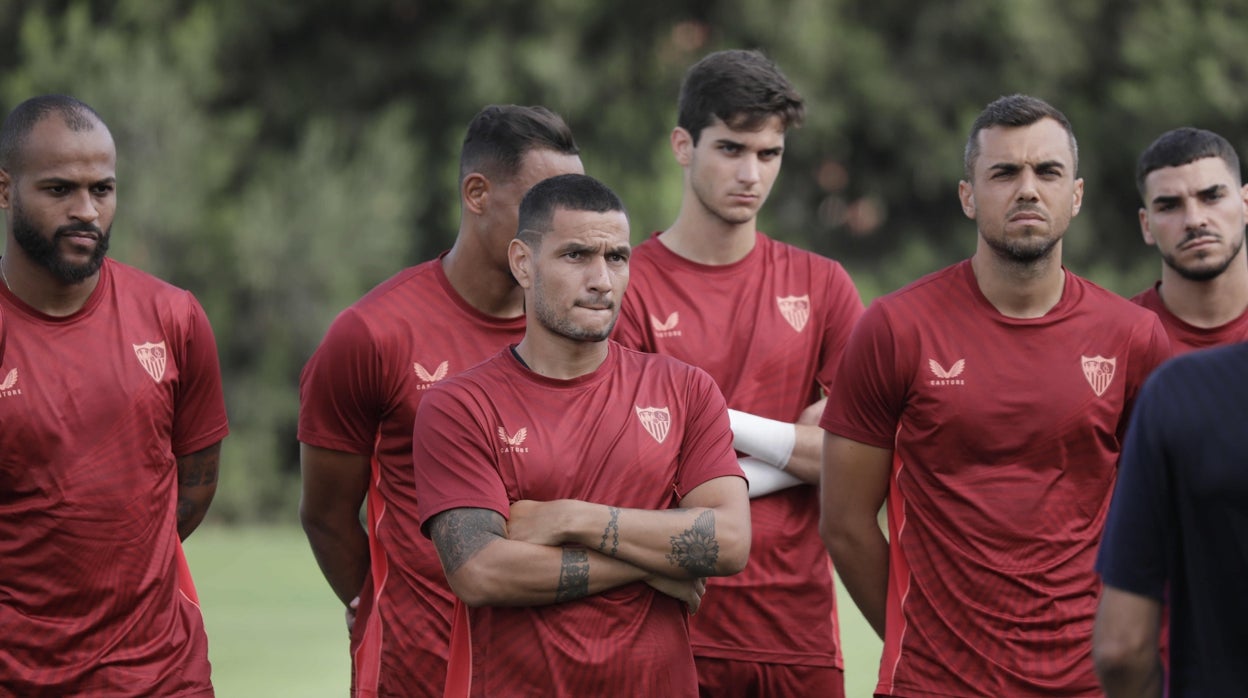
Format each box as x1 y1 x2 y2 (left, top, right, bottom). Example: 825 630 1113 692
645 575 707 614
507 499 570 546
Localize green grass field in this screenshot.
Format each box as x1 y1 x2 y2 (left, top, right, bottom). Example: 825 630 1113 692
185 524 882 697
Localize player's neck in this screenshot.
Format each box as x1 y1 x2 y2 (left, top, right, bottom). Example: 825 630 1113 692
513 332 609 380
970 244 1065 319
660 209 756 265
442 239 525 318
0 252 99 317
1158 259 1248 329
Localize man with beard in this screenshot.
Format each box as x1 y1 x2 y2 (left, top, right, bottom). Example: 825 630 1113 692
1090 127 1248 697
613 49 863 697
412 174 750 697
0 95 228 696
819 94 1170 697
298 105 582 696
1127 127 1248 353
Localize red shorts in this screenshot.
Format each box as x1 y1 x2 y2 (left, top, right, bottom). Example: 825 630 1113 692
696 656 845 698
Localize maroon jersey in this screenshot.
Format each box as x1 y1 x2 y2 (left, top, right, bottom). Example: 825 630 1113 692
1132 283 1248 355
298 256 525 697
412 343 743 697
614 232 863 670
822 260 1170 697
0 258 228 697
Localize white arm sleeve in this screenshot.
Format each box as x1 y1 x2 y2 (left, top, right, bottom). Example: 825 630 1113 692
738 457 803 499
728 409 797 469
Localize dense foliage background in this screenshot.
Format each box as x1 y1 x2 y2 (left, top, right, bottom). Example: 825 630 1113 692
4 0 1245 521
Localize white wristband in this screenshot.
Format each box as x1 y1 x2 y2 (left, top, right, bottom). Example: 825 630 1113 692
727 409 797 469
737 457 803 498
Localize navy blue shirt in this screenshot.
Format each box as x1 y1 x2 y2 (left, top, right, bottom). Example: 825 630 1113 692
1097 342 1248 697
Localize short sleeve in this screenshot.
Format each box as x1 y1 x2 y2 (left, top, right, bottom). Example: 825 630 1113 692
298 308 387 454
673 367 742 499
820 300 907 449
171 292 229 456
411 382 510 535
814 262 865 394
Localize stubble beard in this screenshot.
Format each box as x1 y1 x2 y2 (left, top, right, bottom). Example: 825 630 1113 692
532 286 616 343
983 225 1061 265
1162 233 1244 282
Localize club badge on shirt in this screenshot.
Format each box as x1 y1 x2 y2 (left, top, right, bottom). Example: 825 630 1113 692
635 406 671 444
133 341 167 383
777 295 811 333
1081 355 1117 397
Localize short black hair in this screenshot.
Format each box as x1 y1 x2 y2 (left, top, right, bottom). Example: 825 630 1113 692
1136 127 1242 200
0 94 106 172
677 49 804 144
458 105 579 184
517 174 626 247
963 94 1077 179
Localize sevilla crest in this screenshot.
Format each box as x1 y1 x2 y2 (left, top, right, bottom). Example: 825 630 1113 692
133 341 167 382
635 406 671 444
776 295 811 333
1081 355 1117 397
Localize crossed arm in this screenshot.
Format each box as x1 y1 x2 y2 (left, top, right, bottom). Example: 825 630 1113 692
427 475 750 609
177 441 222 541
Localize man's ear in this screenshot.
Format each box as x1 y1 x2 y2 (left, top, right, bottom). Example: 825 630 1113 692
509 238 534 289
671 127 694 167
957 180 975 220
0 170 11 210
1139 207 1156 246
462 172 489 215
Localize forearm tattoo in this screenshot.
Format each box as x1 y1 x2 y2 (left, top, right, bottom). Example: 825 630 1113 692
597 506 621 557
430 509 506 576
666 510 719 576
176 446 220 532
177 447 219 487
556 547 590 602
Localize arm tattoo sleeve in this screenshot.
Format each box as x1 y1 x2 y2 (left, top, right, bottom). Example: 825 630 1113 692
177 447 220 487
429 509 506 576
666 510 719 576
556 547 590 602
597 506 621 557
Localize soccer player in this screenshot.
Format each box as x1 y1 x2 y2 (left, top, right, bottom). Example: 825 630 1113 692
613 49 863 696
820 94 1171 696
1093 342 1248 697
412 173 751 697
0 95 228 695
1130 127 1248 353
298 105 582 696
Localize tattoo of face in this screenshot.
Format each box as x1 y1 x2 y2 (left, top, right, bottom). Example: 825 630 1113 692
597 506 621 557
666 510 718 576
430 509 506 576
556 547 590 602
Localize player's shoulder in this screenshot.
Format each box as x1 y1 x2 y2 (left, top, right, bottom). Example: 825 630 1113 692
104 258 201 316
106 258 189 296
872 261 965 310
1069 272 1160 325
350 259 443 311
611 341 716 384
